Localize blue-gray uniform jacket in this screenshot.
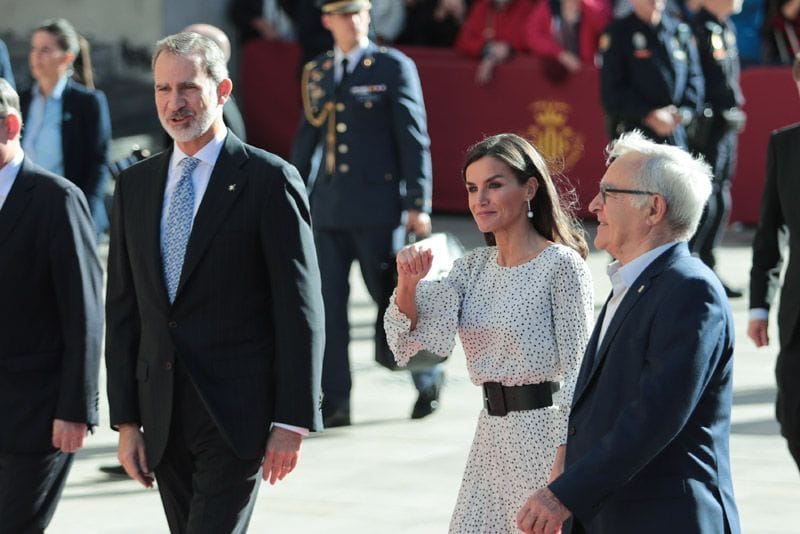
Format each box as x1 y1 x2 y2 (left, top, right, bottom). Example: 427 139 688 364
600 12 704 148
291 41 432 230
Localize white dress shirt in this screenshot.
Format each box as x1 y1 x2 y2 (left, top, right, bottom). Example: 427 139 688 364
0 149 24 211
162 131 308 437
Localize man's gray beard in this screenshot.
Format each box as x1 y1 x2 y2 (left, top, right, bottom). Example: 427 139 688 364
161 107 218 144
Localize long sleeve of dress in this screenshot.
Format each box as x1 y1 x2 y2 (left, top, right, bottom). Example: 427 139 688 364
384 255 470 366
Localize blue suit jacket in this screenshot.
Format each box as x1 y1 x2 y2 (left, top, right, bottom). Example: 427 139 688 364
21 80 112 234
550 242 740 534
291 41 432 230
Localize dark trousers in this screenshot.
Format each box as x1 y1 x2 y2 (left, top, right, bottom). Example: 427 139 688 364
776 331 800 471
690 130 738 270
314 227 442 413
0 449 73 534
154 360 262 534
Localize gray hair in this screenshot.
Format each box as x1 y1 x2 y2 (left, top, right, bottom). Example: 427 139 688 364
606 131 712 240
0 78 21 120
152 31 228 84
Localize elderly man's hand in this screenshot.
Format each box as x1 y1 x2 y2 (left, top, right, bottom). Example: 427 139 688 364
516 487 571 534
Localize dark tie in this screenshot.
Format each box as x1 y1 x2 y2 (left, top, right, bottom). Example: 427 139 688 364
162 156 199 303
339 58 349 86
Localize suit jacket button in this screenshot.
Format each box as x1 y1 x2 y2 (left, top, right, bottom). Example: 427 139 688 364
336 122 347 133
569 425 576 436
338 163 350 173
335 103 345 112
364 101 373 109
168 321 177 329
165 361 173 371
338 144 348 154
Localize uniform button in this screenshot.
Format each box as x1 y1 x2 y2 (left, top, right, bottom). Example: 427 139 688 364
165 361 173 371
338 163 350 173
335 103 345 112
338 144 348 154
384 173 392 182
168 321 177 329
569 425 576 436
336 122 347 133
364 101 373 109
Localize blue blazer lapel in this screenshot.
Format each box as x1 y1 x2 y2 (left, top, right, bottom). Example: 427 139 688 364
573 243 688 403
572 292 611 406
0 158 36 247
174 132 249 301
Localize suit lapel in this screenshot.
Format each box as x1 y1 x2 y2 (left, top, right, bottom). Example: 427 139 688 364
572 293 610 406
61 82 77 178
142 150 172 307
0 158 36 247
572 243 688 405
174 133 249 301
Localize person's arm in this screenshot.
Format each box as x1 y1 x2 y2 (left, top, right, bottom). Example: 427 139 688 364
527 1 565 60
454 1 489 57
50 184 103 448
262 162 324 431
291 62 326 185
680 24 705 119
600 23 652 122
749 133 785 346
389 53 433 217
83 89 112 202
549 276 731 523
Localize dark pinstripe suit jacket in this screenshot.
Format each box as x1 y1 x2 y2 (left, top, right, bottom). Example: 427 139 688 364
0 157 102 453
105 132 324 467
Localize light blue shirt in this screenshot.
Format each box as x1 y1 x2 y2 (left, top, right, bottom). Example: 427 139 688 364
333 37 369 83
22 76 68 176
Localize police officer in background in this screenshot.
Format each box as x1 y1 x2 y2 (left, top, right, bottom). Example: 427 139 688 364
292 0 442 427
599 0 704 149
688 0 745 298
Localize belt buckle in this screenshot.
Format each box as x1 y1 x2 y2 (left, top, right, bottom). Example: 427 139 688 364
483 382 507 416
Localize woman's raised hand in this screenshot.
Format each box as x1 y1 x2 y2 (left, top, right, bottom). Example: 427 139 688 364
396 244 434 288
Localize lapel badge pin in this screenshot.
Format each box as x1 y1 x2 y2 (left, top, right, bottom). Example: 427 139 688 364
228 184 236 191
637 285 645 293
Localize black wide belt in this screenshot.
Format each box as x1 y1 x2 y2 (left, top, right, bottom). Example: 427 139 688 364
482 381 559 416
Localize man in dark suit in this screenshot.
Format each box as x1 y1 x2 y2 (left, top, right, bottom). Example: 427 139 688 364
105 32 324 533
0 77 102 533
292 0 440 427
688 0 746 298
517 131 740 534
748 55 800 473
600 0 704 149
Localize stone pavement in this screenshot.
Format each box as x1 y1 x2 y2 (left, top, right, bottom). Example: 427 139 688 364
48 215 800 533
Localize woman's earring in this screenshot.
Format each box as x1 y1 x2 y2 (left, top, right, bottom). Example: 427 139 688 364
527 199 534 219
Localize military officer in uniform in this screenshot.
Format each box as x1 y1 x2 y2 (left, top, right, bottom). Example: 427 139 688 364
292 0 442 427
599 0 704 149
688 0 745 298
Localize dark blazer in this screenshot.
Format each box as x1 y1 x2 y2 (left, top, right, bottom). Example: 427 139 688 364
0 158 103 453
105 132 324 468
21 80 112 234
291 41 432 230
750 124 800 348
550 243 740 533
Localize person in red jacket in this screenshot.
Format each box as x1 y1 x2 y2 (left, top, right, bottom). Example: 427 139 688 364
455 0 535 84
526 0 611 75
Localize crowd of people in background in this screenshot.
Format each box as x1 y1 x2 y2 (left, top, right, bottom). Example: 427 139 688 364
230 0 800 73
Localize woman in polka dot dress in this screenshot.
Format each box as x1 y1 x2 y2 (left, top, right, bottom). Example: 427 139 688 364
385 133 594 533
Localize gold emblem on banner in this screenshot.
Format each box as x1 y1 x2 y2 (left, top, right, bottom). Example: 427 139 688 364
524 101 584 171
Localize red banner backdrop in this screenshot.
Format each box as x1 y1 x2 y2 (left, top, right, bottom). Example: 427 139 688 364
240 39 799 223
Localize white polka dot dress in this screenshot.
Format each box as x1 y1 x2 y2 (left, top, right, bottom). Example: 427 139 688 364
385 244 594 533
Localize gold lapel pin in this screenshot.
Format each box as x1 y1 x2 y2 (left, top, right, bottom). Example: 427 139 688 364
637 285 645 293
228 184 236 191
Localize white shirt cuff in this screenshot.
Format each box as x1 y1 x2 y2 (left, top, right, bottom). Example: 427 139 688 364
271 422 309 437
749 308 769 321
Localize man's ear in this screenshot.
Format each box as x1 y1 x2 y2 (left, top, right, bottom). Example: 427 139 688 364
217 78 233 105
646 193 667 226
4 113 22 140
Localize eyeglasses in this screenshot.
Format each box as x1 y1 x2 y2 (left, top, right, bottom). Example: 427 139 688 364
598 184 657 203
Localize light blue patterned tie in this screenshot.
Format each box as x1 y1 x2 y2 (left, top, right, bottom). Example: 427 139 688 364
162 156 199 303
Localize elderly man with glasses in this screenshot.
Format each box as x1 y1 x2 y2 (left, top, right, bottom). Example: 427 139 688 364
517 130 740 534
